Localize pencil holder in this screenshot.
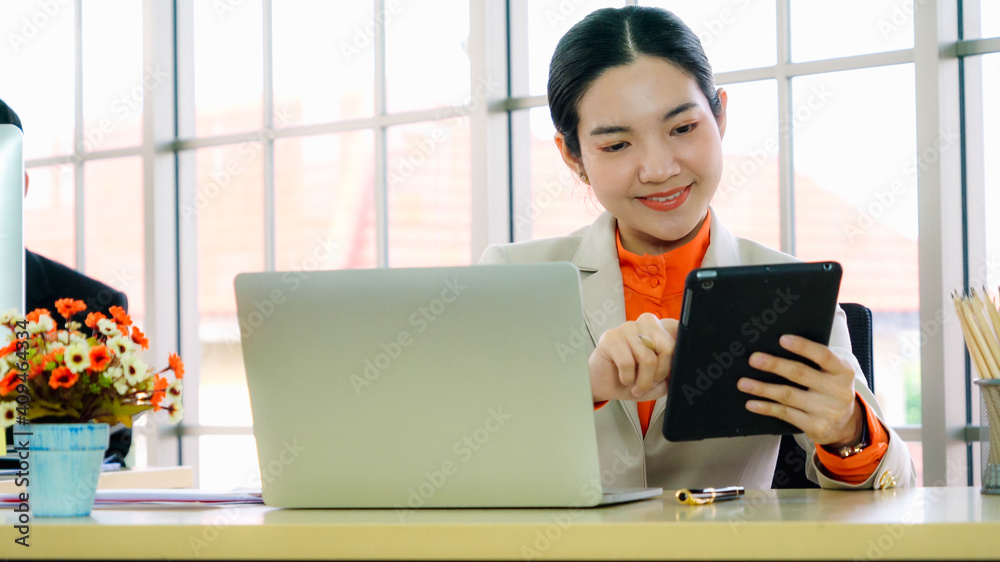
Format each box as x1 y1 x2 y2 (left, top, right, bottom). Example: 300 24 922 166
976 379 1000 494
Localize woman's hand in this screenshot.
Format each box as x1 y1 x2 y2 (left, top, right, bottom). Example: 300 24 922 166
589 313 678 403
736 334 864 447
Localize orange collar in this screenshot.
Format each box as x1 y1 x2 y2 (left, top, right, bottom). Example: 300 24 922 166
616 212 713 299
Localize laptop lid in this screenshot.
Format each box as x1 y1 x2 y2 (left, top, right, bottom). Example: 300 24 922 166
236 263 612 508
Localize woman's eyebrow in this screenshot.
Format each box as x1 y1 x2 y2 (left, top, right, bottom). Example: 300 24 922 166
588 101 698 136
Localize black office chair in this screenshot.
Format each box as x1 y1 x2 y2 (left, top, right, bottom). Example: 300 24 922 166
770 303 875 489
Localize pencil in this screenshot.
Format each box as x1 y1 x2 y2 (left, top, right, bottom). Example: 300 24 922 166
953 290 1000 464
638 333 657 351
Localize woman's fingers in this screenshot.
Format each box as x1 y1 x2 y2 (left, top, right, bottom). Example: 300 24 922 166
778 335 852 376
739 336 861 445
631 313 675 395
589 315 676 401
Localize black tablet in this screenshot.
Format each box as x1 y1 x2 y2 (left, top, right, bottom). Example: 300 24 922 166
662 261 843 442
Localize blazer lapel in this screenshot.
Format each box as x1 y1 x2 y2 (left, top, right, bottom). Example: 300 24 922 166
699 208 743 268
570 212 642 433
570 212 627 347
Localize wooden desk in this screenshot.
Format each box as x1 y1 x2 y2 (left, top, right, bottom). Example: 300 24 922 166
2 487 999 561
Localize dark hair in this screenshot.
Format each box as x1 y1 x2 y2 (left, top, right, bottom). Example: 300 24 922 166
0 98 22 131
548 6 721 159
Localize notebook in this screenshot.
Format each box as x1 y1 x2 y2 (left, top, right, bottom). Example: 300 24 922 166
234 263 661 508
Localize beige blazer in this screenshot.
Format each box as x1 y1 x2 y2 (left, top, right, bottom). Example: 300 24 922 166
480 210 915 490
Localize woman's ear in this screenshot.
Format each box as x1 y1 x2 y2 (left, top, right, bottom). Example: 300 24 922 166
553 132 589 184
715 88 729 140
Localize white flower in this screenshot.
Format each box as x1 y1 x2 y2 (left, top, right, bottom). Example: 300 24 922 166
27 315 55 334
159 379 184 409
0 360 8 379
68 332 87 345
97 318 120 337
0 309 22 324
121 354 149 385
101 365 121 385
164 400 183 423
64 343 91 374
57 331 71 345
165 379 183 402
1 401 16 428
106 335 134 356
113 377 131 396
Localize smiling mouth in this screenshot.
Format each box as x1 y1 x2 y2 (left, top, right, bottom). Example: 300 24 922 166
645 192 684 202
638 184 691 201
636 184 691 212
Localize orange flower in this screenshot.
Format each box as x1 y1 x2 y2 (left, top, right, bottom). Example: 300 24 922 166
85 312 107 329
168 353 184 379
25 308 50 323
89 345 111 371
131 326 149 350
0 340 19 357
55 298 88 319
0 371 20 395
49 366 79 389
109 306 132 327
151 375 168 408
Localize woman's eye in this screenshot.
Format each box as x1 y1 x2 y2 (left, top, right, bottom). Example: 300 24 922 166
602 142 628 153
674 123 697 135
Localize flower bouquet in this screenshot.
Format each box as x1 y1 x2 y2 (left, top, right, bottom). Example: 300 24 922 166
0 298 184 517
0 298 184 428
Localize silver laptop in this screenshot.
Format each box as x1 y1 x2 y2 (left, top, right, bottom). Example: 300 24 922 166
235 263 661 508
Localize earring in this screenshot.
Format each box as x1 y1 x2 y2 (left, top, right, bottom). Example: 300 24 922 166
579 171 588 182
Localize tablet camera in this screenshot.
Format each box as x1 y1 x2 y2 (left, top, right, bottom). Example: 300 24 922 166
701 280 714 290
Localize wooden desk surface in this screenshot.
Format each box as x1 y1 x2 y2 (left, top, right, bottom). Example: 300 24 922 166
3 487 999 561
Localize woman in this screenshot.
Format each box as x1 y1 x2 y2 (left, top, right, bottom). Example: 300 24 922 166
481 6 914 490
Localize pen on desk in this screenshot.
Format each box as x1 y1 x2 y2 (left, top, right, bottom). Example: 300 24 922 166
675 486 744 505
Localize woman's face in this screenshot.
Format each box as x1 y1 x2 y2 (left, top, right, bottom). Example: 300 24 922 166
557 56 727 256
